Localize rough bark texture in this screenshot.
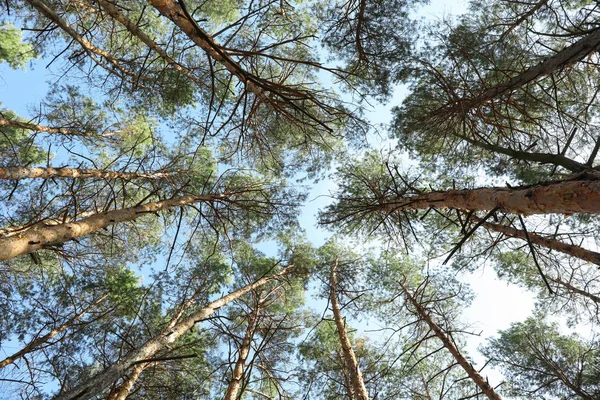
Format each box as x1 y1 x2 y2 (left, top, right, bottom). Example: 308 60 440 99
479 218 600 266
458 28 600 109
399 281 503 400
330 262 370 400
0 166 175 181
377 179 600 216
105 363 147 400
148 0 265 99
223 306 260 400
0 295 107 369
54 266 294 400
0 194 233 261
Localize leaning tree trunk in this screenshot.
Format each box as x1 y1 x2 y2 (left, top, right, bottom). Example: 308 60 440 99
0 295 108 369
54 265 295 400
0 193 235 261
399 280 503 400
224 304 261 400
330 261 370 400
0 117 116 138
454 27 600 111
477 217 600 266
0 166 177 181
105 363 147 400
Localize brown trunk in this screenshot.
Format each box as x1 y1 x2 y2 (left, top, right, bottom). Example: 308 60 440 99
374 178 600 216
148 0 266 101
27 0 145 81
0 117 115 138
54 266 295 400
0 295 107 369
0 193 235 261
224 305 261 400
548 275 600 304
399 281 503 400
105 363 146 400
330 260 370 400
478 218 600 266
457 28 600 110
96 0 208 89
0 166 176 181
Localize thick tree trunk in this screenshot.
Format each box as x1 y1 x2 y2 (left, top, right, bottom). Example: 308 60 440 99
0 193 235 261
330 261 370 400
105 363 147 400
0 295 107 369
148 0 266 100
399 281 503 400
224 306 260 400
0 166 176 181
478 218 600 266
457 28 600 110
373 178 600 216
54 266 294 400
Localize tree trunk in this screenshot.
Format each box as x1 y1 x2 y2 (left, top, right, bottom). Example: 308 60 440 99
105 363 147 400
224 305 260 400
477 217 600 266
54 265 295 400
456 28 600 110
147 0 266 101
548 275 600 304
372 178 600 216
399 281 503 400
0 295 107 369
330 260 370 400
0 193 235 261
0 166 176 181
0 117 115 138
455 133 588 172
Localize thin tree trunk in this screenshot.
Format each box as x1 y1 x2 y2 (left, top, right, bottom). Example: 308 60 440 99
27 0 146 81
0 117 116 138
54 266 295 400
457 28 600 110
330 260 369 400
224 305 261 400
399 281 503 400
548 275 600 304
455 133 587 172
0 193 237 261
0 295 108 369
476 217 600 266
0 166 176 181
96 0 208 89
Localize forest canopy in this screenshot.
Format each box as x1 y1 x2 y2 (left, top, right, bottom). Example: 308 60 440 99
1 0 600 399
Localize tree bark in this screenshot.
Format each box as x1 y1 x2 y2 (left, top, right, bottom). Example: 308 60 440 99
224 305 260 400
372 178 600 216
330 260 370 400
399 281 503 400
0 295 107 369
477 217 600 266
105 363 147 400
54 266 295 400
0 166 176 181
456 28 600 110
0 193 236 261
548 275 600 304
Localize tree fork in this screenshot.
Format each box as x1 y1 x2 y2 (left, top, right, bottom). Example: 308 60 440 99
399 280 503 400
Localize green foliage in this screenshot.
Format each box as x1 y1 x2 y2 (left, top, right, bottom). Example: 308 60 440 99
0 107 47 166
0 23 35 69
101 266 143 317
482 317 600 399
